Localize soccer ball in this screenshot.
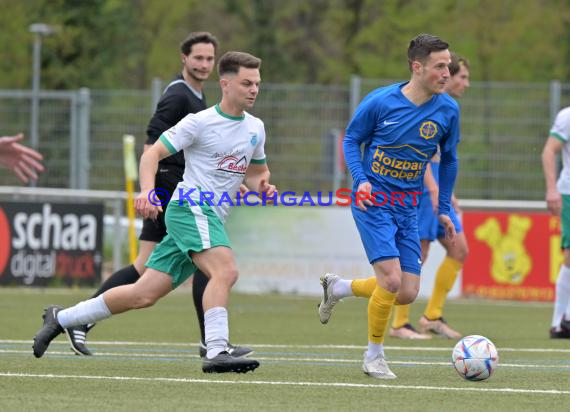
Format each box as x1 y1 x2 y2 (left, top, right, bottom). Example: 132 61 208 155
452 335 499 381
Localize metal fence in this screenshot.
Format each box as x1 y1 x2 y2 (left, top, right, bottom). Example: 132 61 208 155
1 79 569 199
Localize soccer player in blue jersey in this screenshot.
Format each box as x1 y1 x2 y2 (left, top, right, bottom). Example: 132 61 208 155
318 34 460 379
390 53 471 340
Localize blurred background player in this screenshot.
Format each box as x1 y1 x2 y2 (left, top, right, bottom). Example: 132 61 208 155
542 104 570 339
390 53 470 340
319 34 460 379
0 133 44 183
65 32 252 358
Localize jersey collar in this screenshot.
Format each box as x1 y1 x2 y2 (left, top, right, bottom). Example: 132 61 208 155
215 104 245 121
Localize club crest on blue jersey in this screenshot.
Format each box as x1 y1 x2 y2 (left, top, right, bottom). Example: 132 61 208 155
419 121 438 140
249 133 258 146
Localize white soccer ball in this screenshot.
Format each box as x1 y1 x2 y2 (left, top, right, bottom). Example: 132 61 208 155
452 335 499 381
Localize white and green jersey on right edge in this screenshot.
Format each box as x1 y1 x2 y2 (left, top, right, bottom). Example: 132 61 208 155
159 104 267 222
551 106 570 195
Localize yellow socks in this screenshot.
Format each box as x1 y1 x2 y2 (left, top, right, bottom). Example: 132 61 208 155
392 304 410 329
350 256 461 334
368 286 397 343
424 256 462 320
351 276 376 298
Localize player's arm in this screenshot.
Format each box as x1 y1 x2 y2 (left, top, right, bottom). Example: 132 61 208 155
135 140 172 220
451 193 461 214
244 162 277 202
438 148 457 216
244 125 276 200
344 98 377 210
542 136 564 216
0 133 44 183
344 108 374 187
438 147 458 240
425 160 461 213
438 107 461 239
424 162 438 212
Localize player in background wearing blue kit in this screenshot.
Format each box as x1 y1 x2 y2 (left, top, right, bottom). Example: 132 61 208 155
318 34 460 379
390 53 471 340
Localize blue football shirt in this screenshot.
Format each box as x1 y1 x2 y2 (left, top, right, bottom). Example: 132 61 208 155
344 81 460 211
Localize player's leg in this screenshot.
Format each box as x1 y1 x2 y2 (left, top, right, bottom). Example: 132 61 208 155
389 265 431 340
152 170 250 356
317 273 397 324
191 247 237 355
167 199 258 373
34 230 191 358
420 239 431 264
363 257 401 379
390 191 436 339
551 195 570 338
317 272 358 324
65 239 157 356
191 246 259 373
193 269 209 350
390 227 430 338
558 249 570 336
318 206 391 324
319 273 426 328
357 206 409 379
92 240 154 297
66 197 166 356
32 266 174 358
193 269 253 358
389 272 419 338
551 248 570 338
420 209 466 339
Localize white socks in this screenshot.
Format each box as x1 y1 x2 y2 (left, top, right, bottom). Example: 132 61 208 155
204 307 229 359
365 342 385 362
57 295 112 329
552 265 570 329
333 278 354 299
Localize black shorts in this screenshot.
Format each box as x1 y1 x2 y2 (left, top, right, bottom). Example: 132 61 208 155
139 166 183 242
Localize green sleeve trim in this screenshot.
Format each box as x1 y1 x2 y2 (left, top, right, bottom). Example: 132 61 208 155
250 157 267 165
159 134 178 154
551 132 568 143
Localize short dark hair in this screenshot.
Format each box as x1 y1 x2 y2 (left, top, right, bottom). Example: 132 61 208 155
217 51 261 77
180 32 218 56
407 34 449 71
448 52 470 76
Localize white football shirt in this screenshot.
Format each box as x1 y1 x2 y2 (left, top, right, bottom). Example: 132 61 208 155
159 104 266 221
550 107 570 194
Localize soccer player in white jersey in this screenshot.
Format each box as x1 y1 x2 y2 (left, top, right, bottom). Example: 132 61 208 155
32 51 276 373
542 105 570 339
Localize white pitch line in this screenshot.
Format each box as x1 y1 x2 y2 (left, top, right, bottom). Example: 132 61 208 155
0 372 568 395
2 340 570 353
1 349 568 369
